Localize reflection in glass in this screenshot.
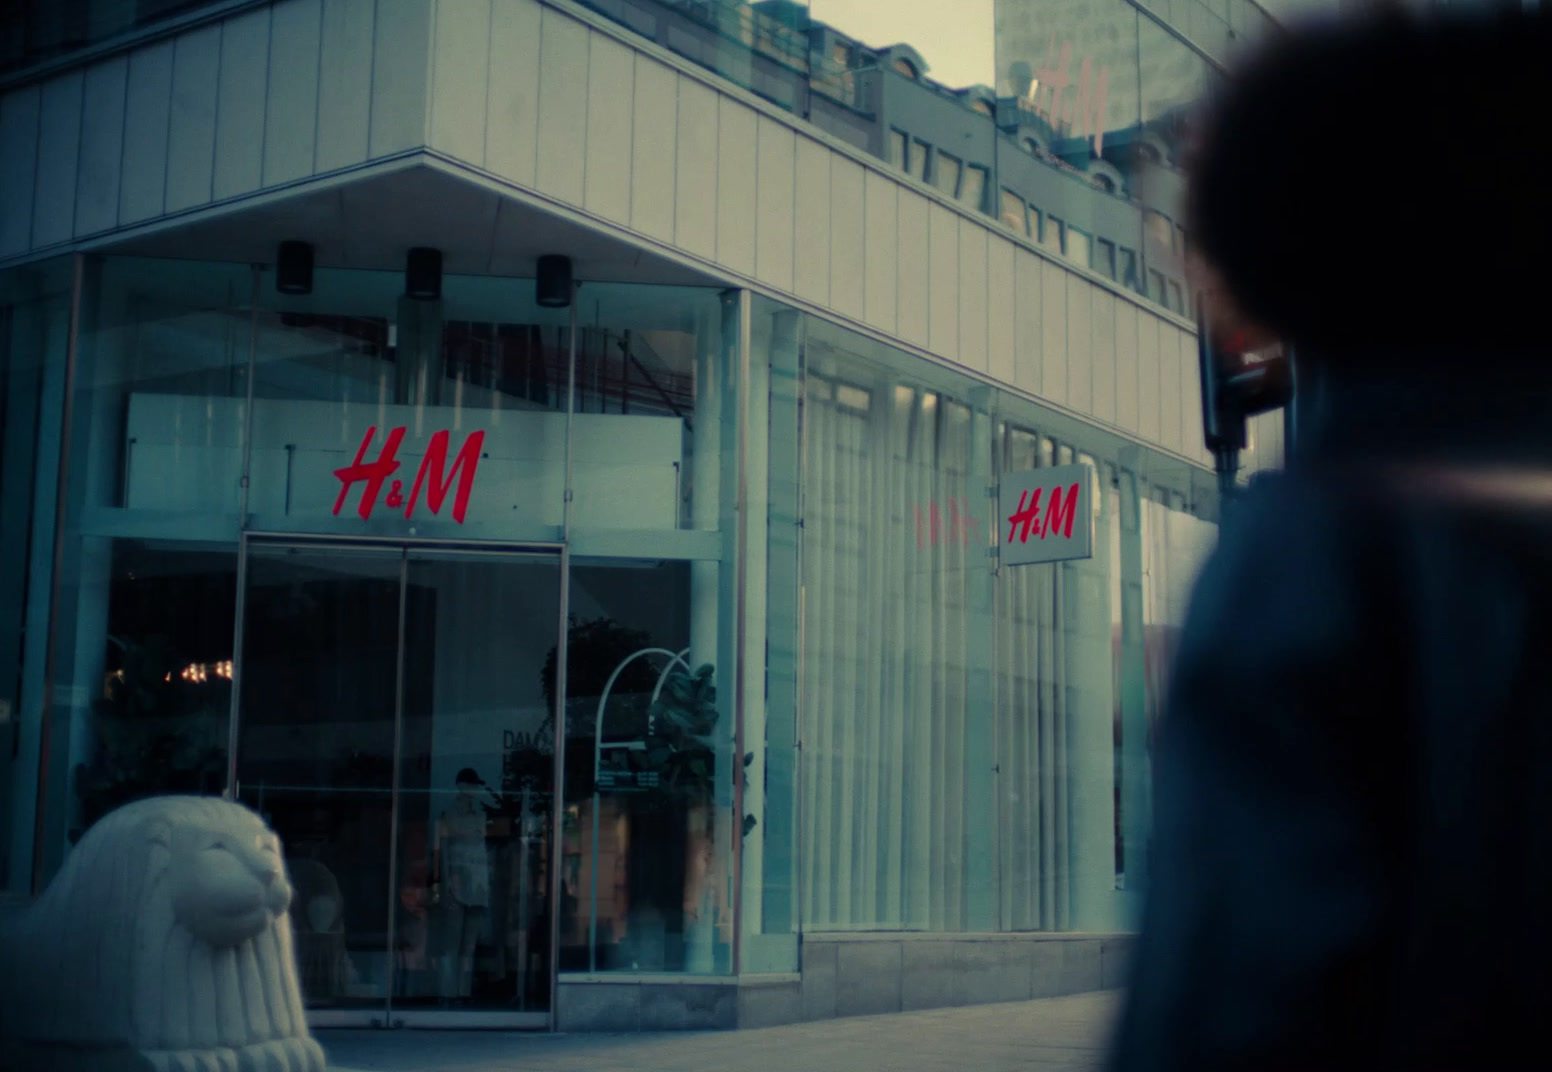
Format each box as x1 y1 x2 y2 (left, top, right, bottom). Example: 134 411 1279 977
559 561 733 974
237 547 402 1006
38 257 251 881
396 551 561 1010
71 542 237 838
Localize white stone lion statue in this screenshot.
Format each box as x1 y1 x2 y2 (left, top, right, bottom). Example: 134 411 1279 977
0 796 328 1072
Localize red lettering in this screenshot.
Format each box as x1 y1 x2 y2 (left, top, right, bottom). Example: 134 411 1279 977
332 426 405 520
405 428 485 524
334 426 484 523
1007 488 1044 545
1043 482 1081 540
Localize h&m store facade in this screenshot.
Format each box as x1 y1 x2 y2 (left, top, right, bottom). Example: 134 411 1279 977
0 0 1274 1031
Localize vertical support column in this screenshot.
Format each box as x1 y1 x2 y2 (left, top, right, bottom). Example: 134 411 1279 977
1064 459 1122 931
740 308 770 949
31 254 89 889
1116 461 1148 923
3 262 71 893
748 307 801 971
962 386 998 932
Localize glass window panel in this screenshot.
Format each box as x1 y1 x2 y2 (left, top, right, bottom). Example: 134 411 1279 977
1001 190 1030 236
1095 239 1118 280
1146 211 1175 252
994 0 1143 173
793 313 995 932
914 140 932 183
1043 216 1066 256
889 129 908 172
1119 248 1141 292
1067 227 1092 271
961 166 988 211
935 152 962 198
33 256 251 881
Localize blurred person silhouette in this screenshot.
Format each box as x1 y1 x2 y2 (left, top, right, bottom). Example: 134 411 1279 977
1108 7 1552 1072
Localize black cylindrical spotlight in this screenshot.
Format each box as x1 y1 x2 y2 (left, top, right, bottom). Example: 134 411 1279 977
276 241 314 295
536 255 573 309
406 247 443 301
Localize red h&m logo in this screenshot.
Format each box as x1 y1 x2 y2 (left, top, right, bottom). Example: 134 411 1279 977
1006 482 1081 545
332 425 485 524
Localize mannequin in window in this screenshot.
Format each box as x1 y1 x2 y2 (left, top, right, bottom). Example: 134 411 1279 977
431 768 495 1001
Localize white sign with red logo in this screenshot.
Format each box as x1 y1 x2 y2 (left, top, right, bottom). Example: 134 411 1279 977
998 463 1095 567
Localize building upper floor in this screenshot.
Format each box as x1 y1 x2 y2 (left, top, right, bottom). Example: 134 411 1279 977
0 0 1289 477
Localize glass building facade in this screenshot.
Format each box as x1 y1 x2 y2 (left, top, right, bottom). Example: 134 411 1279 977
0 0 1249 1033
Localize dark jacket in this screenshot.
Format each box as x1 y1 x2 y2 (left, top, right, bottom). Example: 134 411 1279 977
1107 358 1552 1071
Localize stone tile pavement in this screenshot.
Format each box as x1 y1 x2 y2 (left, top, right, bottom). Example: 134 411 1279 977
322 989 1122 1072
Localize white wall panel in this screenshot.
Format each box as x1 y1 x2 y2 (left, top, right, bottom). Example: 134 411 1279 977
165 28 220 213
32 75 83 247
827 157 864 320
486 0 541 187
263 0 322 187
1136 313 1161 444
895 190 928 347
583 34 634 224
714 97 756 275
985 236 1015 385
629 57 677 242
316 0 373 173
213 9 270 201
673 79 718 261
1091 289 1117 425
862 169 897 334
121 42 175 224
754 117 795 292
1039 258 1067 405
430 0 491 166
370 0 432 158
793 137 830 305
534 8 589 203
958 220 987 373
1158 325 1183 453
1065 275 1092 413
0 87 39 255
1114 299 1139 433
927 204 957 363
1012 248 1041 395
76 57 128 235
1180 330 1205 465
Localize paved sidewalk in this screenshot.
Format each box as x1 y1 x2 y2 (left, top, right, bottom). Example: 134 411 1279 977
321 990 1122 1072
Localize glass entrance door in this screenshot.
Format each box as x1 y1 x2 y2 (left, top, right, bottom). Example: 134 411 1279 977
233 540 563 1027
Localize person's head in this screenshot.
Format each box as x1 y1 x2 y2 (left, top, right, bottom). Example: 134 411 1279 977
455 768 483 797
1187 7 1549 363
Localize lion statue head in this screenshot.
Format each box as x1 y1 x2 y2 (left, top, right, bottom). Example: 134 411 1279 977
0 796 327 1072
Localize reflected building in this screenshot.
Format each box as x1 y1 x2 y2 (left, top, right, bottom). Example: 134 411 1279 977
1 0 1287 1036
